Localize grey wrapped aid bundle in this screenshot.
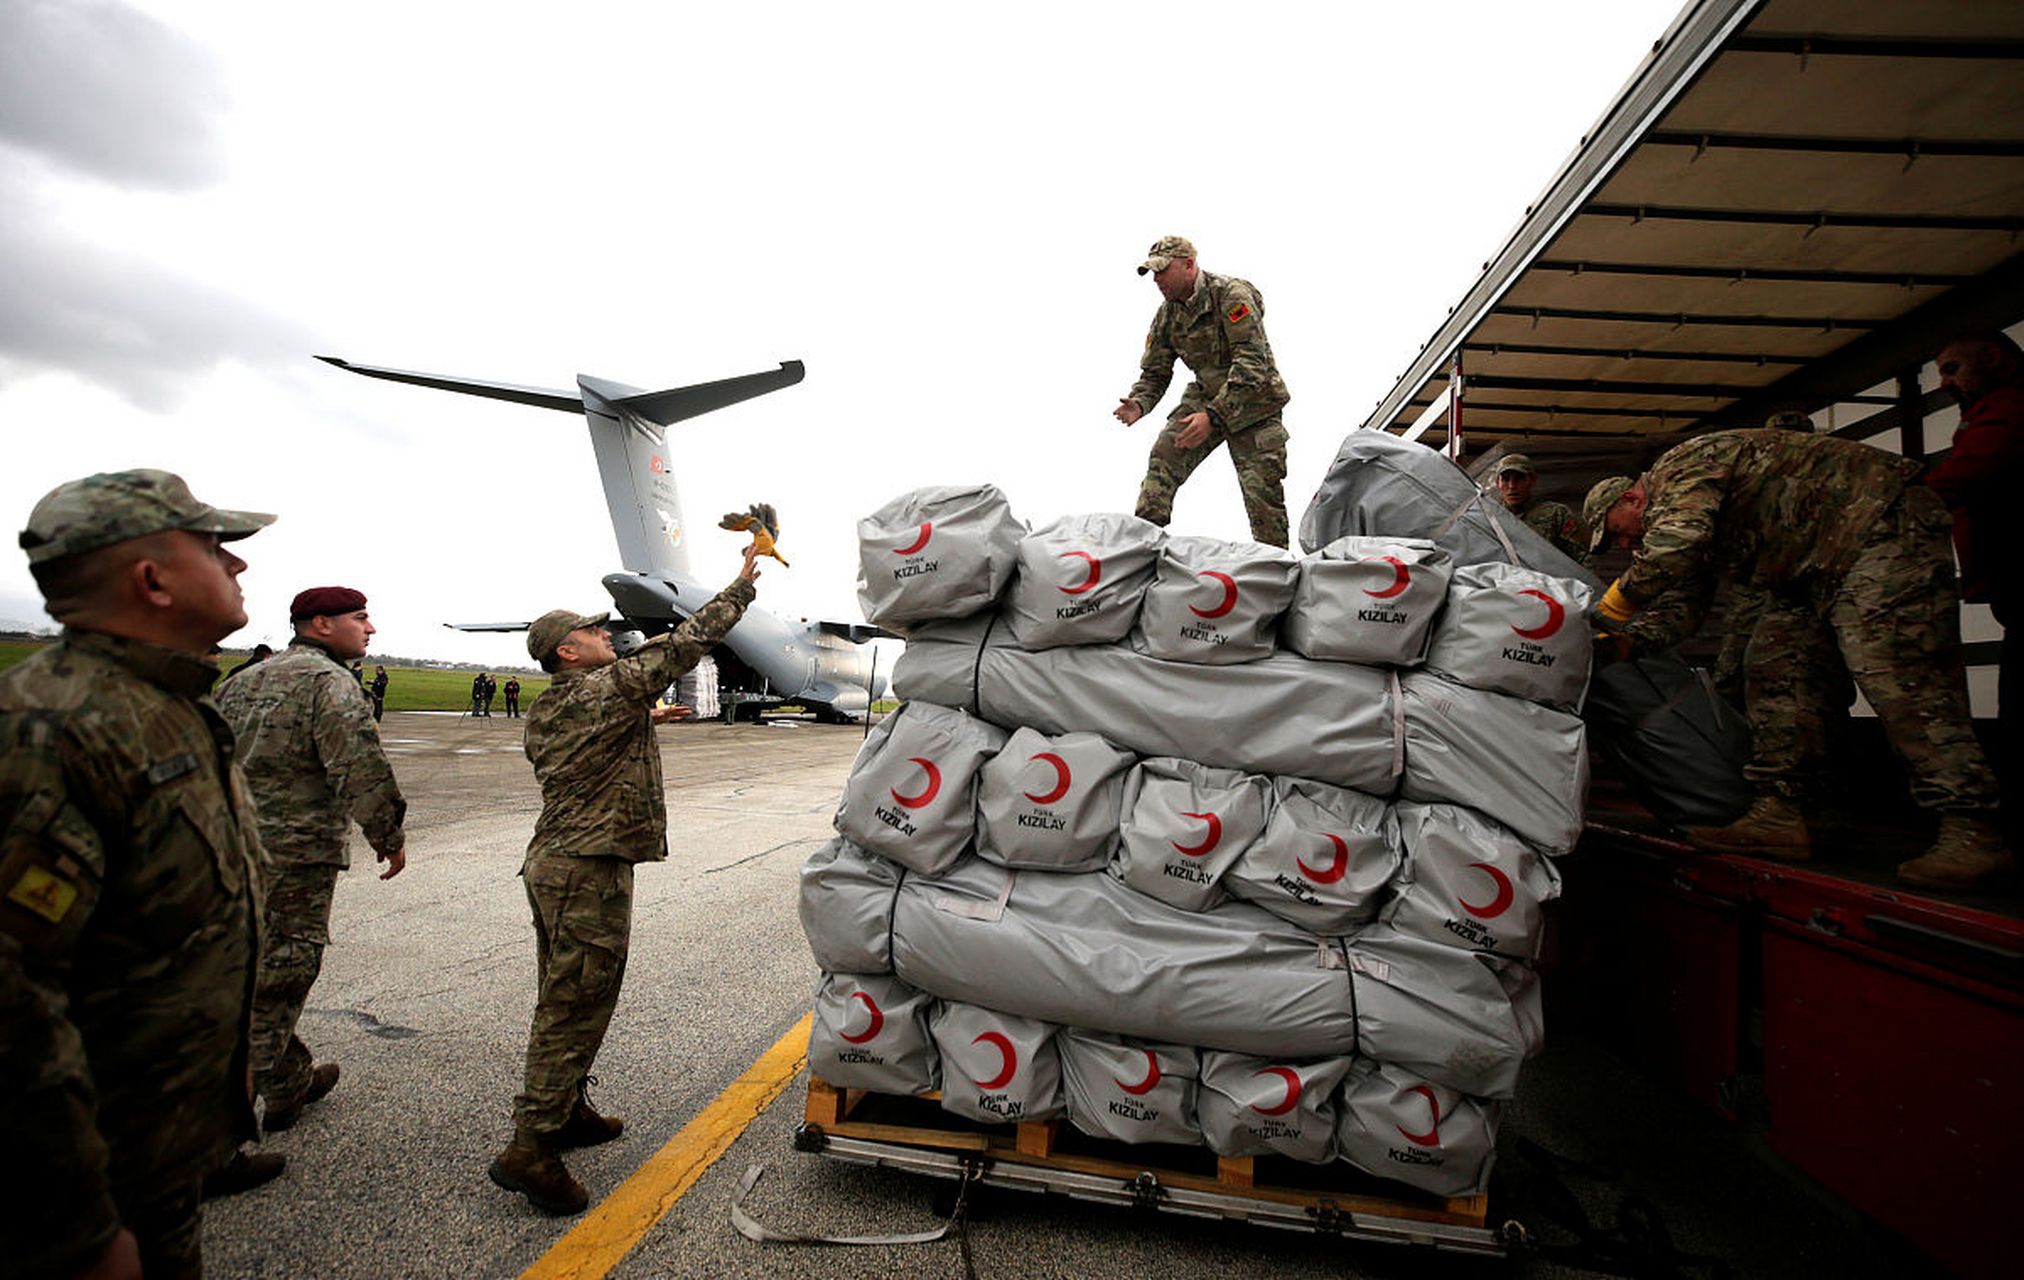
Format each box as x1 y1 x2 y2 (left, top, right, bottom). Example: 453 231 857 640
1425 561 1596 712
1384 802 1563 961
1132 534 1299 665
891 857 1359 1059
808 972 939 1095
857 483 1025 632
929 1000 1064 1124
1397 671 1588 854
1298 430 1601 589
1003 513 1164 650
1112 758 1272 913
1195 1051 1353 1163
892 614 1403 795
835 700 1007 875
1223 777 1398 936
1282 535 1453 667
1334 1057 1499 1197
798 837 903 975
1347 926 1544 1099
1058 1029 1204 1147
976 727 1133 873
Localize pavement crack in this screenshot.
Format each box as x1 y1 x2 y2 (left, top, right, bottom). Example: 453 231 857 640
702 839 807 874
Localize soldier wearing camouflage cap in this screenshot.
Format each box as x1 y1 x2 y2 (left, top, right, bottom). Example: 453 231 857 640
1113 235 1293 547
1582 430 2011 888
489 544 762 1215
1490 452 1587 561
2 469 271 1276
217 584 409 1139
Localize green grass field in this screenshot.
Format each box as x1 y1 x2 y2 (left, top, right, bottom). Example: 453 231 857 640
0 639 548 711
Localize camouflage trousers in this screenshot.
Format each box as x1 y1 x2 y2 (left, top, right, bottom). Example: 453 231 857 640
117 1177 204 1280
1743 484 1998 812
251 862 341 1109
514 851 634 1134
1135 413 1289 548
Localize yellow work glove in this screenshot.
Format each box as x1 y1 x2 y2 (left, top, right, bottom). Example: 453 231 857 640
1594 580 1637 628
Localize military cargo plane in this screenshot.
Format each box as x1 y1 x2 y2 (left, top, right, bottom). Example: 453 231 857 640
318 356 889 721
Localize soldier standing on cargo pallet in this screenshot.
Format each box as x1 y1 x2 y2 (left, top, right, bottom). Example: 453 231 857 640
488 542 761 1215
1489 453 1587 561
218 586 408 1135
1584 428 2013 888
1113 235 1293 548
1 469 269 1278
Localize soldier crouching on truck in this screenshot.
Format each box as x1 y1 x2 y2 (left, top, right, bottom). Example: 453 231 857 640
1584 428 2013 889
487 542 761 1215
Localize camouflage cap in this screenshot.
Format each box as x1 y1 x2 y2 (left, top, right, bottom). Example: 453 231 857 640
1765 410 1812 432
1582 476 1636 554
20 468 275 566
528 608 610 663
1495 453 1537 477
1137 235 1197 276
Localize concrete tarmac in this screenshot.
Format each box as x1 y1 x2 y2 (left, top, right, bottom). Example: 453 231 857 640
200 712 1929 1280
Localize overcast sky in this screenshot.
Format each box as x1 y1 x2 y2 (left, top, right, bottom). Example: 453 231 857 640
0 0 1685 666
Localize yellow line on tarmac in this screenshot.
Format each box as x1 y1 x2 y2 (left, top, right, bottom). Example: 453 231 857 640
520 1011 812 1280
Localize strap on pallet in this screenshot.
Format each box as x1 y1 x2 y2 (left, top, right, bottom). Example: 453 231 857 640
730 1161 984 1279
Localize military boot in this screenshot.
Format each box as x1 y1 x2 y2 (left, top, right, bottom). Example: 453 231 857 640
552 1076 624 1150
1684 796 1811 860
1896 815 2016 889
488 1130 589 1215
202 1149 287 1200
264 1061 340 1132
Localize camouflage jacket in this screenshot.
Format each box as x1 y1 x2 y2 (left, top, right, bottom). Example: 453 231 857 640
0 631 261 1273
217 638 406 868
525 578 755 863
1127 271 1291 432
1619 429 1922 610
1514 496 1587 562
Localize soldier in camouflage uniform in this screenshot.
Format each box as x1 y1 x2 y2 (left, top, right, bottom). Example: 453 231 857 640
488 544 761 1215
1 469 270 1278
1113 235 1292 548
1585 429 2012 887
1490 453 1587 561
217 585 408 1133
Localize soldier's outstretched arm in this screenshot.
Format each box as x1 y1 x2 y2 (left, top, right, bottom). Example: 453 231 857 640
611 550 760 702
0 724 123 1275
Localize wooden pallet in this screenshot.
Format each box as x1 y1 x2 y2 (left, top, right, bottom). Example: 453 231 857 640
803 1076 1492 1235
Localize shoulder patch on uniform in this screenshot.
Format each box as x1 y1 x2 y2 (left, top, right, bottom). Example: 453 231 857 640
8 866 79 925
1225 302 1251 325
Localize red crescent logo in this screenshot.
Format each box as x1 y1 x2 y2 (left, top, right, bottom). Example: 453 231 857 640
1118 1049 1163 1096
1023 752 1071 805
1251 1066 1303 1116
1362 555 1410 600
890 757 942 810
1458 862 1516 919
896 522 933 555
1190 570 1239 619
1058 550 1102 595
971 1031 1018 1090
1396 1084 1442 1147
1297 832 1350 884
839 990 884 1044
1171 810 1223 857
649 455 666 475
1511 588 1566 641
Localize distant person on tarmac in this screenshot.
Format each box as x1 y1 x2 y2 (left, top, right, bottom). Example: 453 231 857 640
1113 235 1292 548
370 664 389 722
1489 453 1587 561
487 543 762 1216
504 675 522 718
1584 428 2011 888
471 672 489 717
217 586 408 1136
1 469 270 1278
1922 330 2024 842
481 672 498 717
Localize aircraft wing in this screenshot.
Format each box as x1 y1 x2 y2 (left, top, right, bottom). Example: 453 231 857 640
444 621 533 633
317 357 584 414
817 620 901 643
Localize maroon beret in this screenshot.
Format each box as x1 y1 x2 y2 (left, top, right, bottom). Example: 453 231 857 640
290 585 368 620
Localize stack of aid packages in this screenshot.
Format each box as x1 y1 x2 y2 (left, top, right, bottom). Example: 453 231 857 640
800 432 1600 1200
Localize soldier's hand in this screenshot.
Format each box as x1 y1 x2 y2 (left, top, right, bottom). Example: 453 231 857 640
378 846 407 880
77 1230 141 1280
738 542 762 583
1174 410 1213 449
1113 398 1143 426
651 703 695 724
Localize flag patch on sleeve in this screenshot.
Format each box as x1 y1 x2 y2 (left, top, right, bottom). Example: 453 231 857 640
8 866 79 924
1225 303 1251 324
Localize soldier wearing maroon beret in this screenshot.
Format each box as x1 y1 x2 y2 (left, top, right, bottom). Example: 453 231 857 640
217 583 408 1138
